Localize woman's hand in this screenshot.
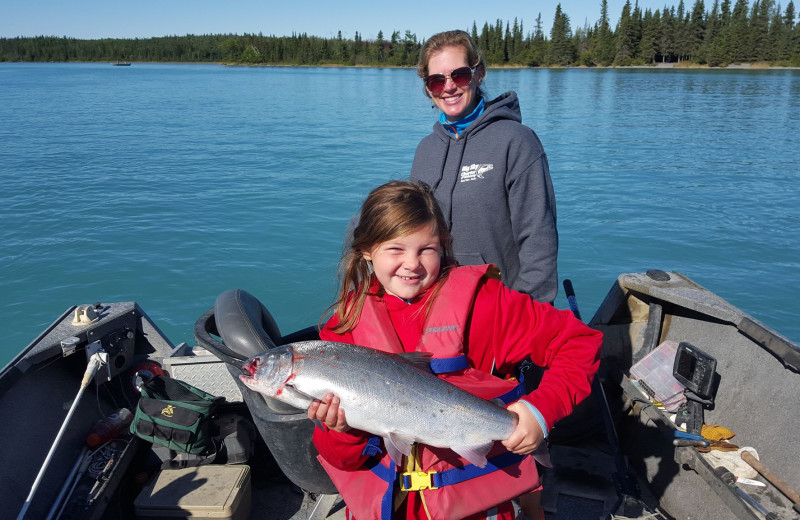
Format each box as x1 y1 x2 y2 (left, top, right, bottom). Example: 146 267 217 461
307 392 351 433
501 401 544 455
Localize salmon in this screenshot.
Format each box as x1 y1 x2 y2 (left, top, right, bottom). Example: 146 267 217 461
239 340 517 467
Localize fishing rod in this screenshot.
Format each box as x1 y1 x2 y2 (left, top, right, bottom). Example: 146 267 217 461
16 348 107 520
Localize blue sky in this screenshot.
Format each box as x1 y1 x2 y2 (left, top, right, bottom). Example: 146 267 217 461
2 1 667 40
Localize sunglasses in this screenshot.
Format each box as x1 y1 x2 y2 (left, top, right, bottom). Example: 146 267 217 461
425 66 477 95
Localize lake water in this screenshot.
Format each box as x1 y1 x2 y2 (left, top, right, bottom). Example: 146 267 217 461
1 63 798 367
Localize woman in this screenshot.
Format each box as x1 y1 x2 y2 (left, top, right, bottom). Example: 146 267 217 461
410 30 559 305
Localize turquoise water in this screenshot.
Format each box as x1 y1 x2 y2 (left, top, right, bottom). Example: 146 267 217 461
1 63 799 366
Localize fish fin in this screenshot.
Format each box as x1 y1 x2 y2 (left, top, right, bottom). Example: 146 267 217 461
396 351 434 371
533 443 552 468
384 432 414 464
451 442 493 468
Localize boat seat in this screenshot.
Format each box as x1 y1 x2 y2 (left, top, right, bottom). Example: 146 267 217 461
195 288 298 415
193 289 337 495
213 288 282 361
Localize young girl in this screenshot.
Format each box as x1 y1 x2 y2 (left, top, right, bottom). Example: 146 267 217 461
308 181 602 520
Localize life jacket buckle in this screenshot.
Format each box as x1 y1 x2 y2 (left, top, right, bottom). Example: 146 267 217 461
400 470 439 491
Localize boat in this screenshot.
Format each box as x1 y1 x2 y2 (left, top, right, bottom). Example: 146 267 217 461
112 61 131 66
1 270 798 519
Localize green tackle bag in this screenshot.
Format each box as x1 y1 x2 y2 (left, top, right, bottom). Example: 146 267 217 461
131 374 224 455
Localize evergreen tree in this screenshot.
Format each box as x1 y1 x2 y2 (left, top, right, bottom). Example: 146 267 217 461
640 8 661 62
705 0 728 64
674 0 691 61
549 4 576 64
633 1 645 57
374 30 385 63
770 4 790 60
658 7 676 61
401 31 418 65
786 0 797 25
730 0 752 61
597 0 617 64
504 21 512 63
782 1 800 61
511 18 524 62
528 13 547 66
575 19 594 64
480 22 491 55
492 18 505 63
689 0 707 60
753 0 774 60
616 0 639 63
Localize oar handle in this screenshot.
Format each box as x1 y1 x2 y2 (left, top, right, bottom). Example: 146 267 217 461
562 279 582 321
740 451 800 505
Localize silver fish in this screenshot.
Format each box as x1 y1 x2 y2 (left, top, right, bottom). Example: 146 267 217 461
239 340 518 468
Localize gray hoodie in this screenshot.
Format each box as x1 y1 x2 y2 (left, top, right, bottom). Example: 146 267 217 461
410 91 558 303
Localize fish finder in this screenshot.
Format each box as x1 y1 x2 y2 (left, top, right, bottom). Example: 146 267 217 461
673 342 717 435
673 342 717 399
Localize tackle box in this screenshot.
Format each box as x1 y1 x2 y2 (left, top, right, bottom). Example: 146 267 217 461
629 340 686 411
134 464 251 520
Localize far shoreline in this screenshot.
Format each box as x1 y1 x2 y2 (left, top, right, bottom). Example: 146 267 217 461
218 60 800 70
4 60 799 70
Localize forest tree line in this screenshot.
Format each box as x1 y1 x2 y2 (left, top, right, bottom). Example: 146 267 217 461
1 0 799 67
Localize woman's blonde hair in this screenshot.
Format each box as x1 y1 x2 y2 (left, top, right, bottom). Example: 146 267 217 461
327 180 456 333
417 29 487 99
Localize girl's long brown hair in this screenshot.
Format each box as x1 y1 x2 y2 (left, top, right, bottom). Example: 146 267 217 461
326 180 456 334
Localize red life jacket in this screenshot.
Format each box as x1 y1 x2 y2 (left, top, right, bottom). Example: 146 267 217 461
317 265 541 520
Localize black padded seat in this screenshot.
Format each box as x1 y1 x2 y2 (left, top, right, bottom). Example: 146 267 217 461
193 288 336 494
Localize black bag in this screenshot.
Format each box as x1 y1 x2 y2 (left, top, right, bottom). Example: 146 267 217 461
130 375 224 455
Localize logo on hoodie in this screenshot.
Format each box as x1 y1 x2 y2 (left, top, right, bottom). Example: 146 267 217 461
460 163 494 183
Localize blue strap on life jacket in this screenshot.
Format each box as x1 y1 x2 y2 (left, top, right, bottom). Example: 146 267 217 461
429 356 525 405
366 456 397 519
362 435 384 457
430 451 528 488
493 381 526 405
429 355 469 373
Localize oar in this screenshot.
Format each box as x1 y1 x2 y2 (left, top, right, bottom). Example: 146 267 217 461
740 451 800 514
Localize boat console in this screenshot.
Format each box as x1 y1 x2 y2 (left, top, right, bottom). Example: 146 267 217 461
1 302 175 519
1 302 174 392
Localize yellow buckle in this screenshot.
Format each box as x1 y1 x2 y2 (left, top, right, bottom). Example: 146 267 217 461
400 471 438 491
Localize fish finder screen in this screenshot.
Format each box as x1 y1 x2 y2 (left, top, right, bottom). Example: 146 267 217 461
675 351 697 380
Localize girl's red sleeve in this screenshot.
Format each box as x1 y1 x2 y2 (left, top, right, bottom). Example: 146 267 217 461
312 425 372 471
466 277 603 431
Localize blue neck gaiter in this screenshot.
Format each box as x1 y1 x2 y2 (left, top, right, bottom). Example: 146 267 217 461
440 97 485 138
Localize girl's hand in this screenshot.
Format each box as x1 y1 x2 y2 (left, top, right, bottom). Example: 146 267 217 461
501 401 544 455
307 392 351 433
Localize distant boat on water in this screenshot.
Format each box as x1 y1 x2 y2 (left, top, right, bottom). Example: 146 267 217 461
112 60 131 66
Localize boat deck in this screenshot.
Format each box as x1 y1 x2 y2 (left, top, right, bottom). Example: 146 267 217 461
5 271 799 520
